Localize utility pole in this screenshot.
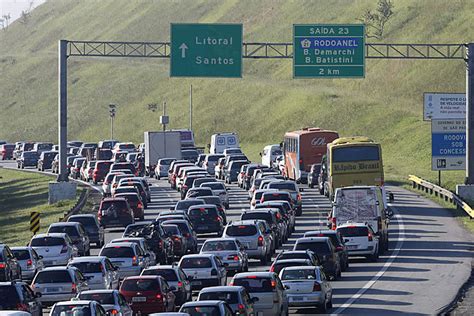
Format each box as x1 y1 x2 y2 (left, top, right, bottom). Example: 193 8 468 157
189 84 193 131
160 101 169 158
108 104 116 140
58 40 68 182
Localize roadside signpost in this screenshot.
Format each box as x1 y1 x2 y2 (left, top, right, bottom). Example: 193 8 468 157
170 23 243 78
293 24 365 78
431 119 466 173
30 211 40 234
424 93 466 121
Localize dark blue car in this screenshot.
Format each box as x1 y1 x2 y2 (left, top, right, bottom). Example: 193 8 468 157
17 151 39 169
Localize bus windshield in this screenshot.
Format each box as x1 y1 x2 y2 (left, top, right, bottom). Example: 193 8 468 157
332 146 380 162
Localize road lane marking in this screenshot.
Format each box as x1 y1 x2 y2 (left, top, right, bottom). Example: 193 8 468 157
331 206 405 315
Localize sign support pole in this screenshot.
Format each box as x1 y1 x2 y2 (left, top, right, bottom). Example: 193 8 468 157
189 84 193 131
439 170 442 186
466 43 474 184
58 40 68 182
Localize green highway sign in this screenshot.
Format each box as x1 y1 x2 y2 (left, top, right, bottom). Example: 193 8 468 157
170 23 243 78
293 24 365 78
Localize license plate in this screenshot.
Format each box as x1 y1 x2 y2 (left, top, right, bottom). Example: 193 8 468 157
132 297 146 302
200 226 208 230
46 288 60 293
347 245 358 250
292 297 304 301
193 280 202 285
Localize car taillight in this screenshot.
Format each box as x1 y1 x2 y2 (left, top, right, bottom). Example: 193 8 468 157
336 246 343 251
275 212 281 220
60 244 68 254
331 217 337 230
297 193 302 201
238 304 245 312
0 262 6 269
27 259 33 267
138 202 143 209
132 256 138 266
183 233 190 238
71 283 77 293
313 281 322 291
156 293 163 300
257 236 264 246
211 268 218 276
216 216 222 222
16 303 29 311
109 309 119 315
177 281 183 288
368 232 373 241
269 265 274 272
271 280 276 288
173 236 181 241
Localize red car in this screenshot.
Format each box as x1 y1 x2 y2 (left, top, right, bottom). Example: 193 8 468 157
120 275 176 314
114 192 145 221
0 144 15 160
92 160 113 184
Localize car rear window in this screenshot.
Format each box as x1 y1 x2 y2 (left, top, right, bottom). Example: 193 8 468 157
31 237 64 247
35 270 72 283
180 257 212 268
262 193 291 202
180 306 220 316
281 269 316 281
226 225 257 236
268 182 297 191
49 226 79 237
230 161 247 170
188 207 218 218
200 291 239 304
233 277 274 293
294 241 330 255
69 217 96 227
51 305 92 316
273 262 308 274
124 224 149 236
241 212 273 223
0 285 20 305
207 155 221 162
162 225 180 235
201 182 225 190
176 200 205 211
278 253 309 261
79 292 115 304
23 151 38 158
119 144 136 150
69 262 102 273
141 269 178 281
101 246 134 258
202 241 237 252
165 222 191 235
338 226 369 237
101 200 128 211
121 278 160 291
11 249 30 260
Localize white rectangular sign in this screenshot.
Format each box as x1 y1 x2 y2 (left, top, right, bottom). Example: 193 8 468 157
424 93 466 121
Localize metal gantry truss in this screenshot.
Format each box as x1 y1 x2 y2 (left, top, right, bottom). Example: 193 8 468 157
67 40 466 59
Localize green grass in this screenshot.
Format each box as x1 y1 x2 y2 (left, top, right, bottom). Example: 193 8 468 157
0 0 474 191
0 168 77 246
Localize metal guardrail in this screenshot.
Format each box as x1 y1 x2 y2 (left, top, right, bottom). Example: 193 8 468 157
409 175 474 218
59 188 90 221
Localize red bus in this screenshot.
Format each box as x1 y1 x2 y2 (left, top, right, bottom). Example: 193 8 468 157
283 127 339 183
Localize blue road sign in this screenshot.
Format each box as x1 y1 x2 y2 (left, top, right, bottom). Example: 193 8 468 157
431 120 466 170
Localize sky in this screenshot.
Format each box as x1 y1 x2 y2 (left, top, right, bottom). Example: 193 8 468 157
0 0 46 22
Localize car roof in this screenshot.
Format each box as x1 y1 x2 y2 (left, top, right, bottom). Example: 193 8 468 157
305 230 337 235
181 254 215 259
144 265 179 270
80 289 117 295
104 242 135 248
280 266 320 272
199 286 244 293
233 272 275 278
296 237 330 243
54 300 94 306
123 275 161 281
273 259 311 264
69 214 96 219
49 222 80 227
203 238 237 243
102 197 127 202
41 266 76 272
69 256 107 263
188 204 218 210
182 300 224 307
33 233 67 239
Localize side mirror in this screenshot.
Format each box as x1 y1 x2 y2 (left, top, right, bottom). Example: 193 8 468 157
39 255 43 259
251 297 259 303
169 286 176 291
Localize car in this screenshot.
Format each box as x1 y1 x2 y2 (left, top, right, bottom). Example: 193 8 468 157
0 281 42 316
67 214 105 248
70 157 87 179
230 272 289 316
14 142 34 160
98 140 120 150
174 198 205 212
32 142 53 154
117 177 151 205
225 160 248 184
293 237 341 280
17 151 39 169
307 163 321 188
274 250 321 267
195 196 227 225
237 164 249 188
68 256 120 290
179 175 206 199
11 247 44 281
161 220 198 254
77 289 133 316
47 222 91 256
187 204 224 236
112 142 136 153
81 160 97 181
0 143 15 160
114 192 145 221
240 209 282 248
260 191 296 214
269 258 313 275
257 201 295 234
122 222 152 238
110 162 137 177
102 172 124 195
184 187 214 200
120 275 176 314
180 300 234 316
97 197 135 228
170 162 195 189
336 222 380 262
178 254 227 291
202 154 224 175
181 149 199 163
141 265 192 306
29 233 77 267
223 220 272 264
279 266 332 312
191 177 216 188
155 158 176 179
110 238 156 267
266 181 303 214
99 242 148 278
214 157 226 179
250 189 278 209
200 181 229 208
162 224 187 257
31 266 89 306
49 300 106 316
200 238 249 272
36 151 57 171
0 245 22 282
197 286 257 316
92 161 113 184
304 229 349 271
110 174 135 194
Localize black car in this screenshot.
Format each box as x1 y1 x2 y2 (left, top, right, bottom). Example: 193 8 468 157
0 281 42 316
160 219 198 254
187 204 224 235
131 222 174 264
17 151 39 169
307 163 321 188
225 160 248 184
304 229 349 271
0 244 22 281
196 195 227 225
181 149 199 163
67 214 105 248
293 237 341 280
37 151 58 171
174 198 205 212
98 197 135 228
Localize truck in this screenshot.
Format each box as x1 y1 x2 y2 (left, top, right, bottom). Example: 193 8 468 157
144 131 182 176
209 132 240 154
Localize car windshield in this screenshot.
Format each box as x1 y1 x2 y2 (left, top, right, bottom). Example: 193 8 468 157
141 269 178 281
100 247 134 258
226 225 257 236
79 292 115 305
0 286 20 305
201 183 225 190
31 237 64 247
294 242 330 255
180 257 212 268
121 278 160 291
200 291 239 304
51 305 92 316
233 277 274 293
35 270 72 283
281 269 317 280
202 241 237 252
70 262 102 273
49 226 79 237
338 226 369 237
180 306 220 316
11 249 30 260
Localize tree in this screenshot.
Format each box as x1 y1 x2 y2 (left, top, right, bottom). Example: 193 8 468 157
1 13 11 31
357 0 394 39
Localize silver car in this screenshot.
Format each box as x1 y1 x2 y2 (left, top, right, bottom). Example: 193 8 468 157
77 290 133 316
99 242 148 278
178 254 227 291
200 182 229 208
279 266 333 313
110 237 156 267
47 222 90 256
11 247 44 281
197 286 257 316
29 233 77 267
200 238 249 272
49 300 106 316
68 256 120 290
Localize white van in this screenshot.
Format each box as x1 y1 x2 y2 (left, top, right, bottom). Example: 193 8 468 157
328 186 389 252
260 144 282 167
210 132 240 154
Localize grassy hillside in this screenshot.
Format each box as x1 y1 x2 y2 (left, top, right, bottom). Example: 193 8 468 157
1 0 473 188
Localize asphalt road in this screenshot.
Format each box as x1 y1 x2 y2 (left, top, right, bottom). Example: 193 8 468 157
1 161 473 315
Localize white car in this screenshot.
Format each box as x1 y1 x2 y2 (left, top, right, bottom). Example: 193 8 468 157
200 181 229 208
102 172 125 195
155 158 176 179
68 256 120 290
77 290 133 316
109 237 156 267
29 233 77 267
11 246 44 281
49 300 107 316
200 238 249 272
178 254 227 291
99 242 148 278
336 222 380 261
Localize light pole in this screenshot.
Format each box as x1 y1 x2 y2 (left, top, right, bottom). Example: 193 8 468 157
109 104 116 140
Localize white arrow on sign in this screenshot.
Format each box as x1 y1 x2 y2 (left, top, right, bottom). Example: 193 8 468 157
179 43 188 58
